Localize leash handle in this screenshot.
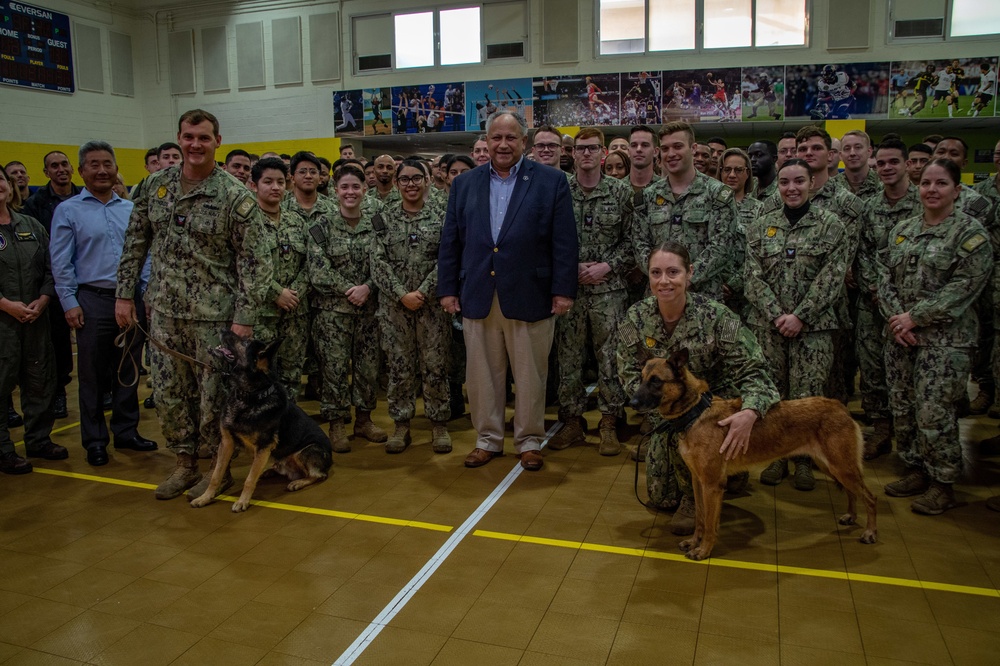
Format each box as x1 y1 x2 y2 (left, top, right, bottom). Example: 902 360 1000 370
114 319 213 388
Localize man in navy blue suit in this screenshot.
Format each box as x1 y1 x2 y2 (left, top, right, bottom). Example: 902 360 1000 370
438 111 579 471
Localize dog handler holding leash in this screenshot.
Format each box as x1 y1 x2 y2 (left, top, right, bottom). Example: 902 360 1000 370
617 242 780 536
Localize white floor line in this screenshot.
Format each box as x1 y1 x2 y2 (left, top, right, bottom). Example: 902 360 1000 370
331 385 599 666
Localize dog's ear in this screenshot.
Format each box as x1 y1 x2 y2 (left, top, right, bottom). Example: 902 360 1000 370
259 338 284 363
668 348 690 371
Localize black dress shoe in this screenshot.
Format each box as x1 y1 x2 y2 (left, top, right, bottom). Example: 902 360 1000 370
25 441 69 460
144 396 156 409
114 436 158 452
102 392 113 410
7 407 23 428
87 446 109 466
53 393 68 419
0 451 32 474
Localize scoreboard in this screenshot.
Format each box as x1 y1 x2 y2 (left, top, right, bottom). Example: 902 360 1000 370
0 2 73 93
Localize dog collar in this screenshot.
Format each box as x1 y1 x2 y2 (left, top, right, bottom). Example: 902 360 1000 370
652 391 714 435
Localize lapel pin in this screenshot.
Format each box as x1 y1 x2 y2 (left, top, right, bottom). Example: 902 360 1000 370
522 175 529 181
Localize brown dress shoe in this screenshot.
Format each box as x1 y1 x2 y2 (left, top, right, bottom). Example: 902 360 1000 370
464 448 501 468
519 449 543 471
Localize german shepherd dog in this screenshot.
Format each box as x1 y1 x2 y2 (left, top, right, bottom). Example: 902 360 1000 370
631 351 877 560
190 330 333 513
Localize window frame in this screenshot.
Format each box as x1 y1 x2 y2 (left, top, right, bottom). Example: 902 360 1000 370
352 4 485 75
595 0 811 58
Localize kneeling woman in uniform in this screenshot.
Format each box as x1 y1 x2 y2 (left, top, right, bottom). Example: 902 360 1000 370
370 159 452 454
617 241 779 536
878 158 992 514
744 158 851 492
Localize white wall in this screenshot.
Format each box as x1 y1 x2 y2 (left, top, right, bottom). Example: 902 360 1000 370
4 0 1000 151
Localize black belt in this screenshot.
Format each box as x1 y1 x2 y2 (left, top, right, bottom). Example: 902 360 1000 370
78 284 117 297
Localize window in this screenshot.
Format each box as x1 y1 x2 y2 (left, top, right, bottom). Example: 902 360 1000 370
393 6 482 70
598 0 807 55
950 0 1000 37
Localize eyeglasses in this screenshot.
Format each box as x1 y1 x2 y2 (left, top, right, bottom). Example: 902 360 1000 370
574 145 602 154
721 166 747 175
397 175 425 186
295 168 319 176
533 142 561 151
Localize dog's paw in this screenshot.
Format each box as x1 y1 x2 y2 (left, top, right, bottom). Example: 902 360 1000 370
286 479 310 492
678 538 698 552
838 513 857 526
189 494 212 508
685 547 711 561
231 499 251 513
859 529 877 544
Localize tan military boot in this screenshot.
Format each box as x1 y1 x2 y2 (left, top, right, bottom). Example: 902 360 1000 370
885 469 930 497
669 494 696 535
329 421 351 453
186 454 233 499
549 414 585 451
386 421 411 453
431 421 452 454
598 414 621 456
155 452 201 500
911 481 957 515
354 409 388 443
969 389 994 415
863 419 893 460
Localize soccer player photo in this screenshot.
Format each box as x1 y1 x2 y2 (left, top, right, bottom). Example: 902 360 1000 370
890 57 998 119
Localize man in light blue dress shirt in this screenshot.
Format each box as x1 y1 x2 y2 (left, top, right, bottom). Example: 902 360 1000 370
50 141 157 466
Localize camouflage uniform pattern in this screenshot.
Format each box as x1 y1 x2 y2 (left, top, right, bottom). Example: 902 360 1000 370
633 172 738 299
877 211 992 483
752 177 777 202
956 186 1000 394
727 195 764 317
255 207 311 400
308 205 382 422
365 187 401 209
617 294 780 507
556 174 633 418
745 205 849 398
854 185 921 420
972 177 1000 383
766 178 868 402
116 166 274 455
832 169 882 200
370 201 451 423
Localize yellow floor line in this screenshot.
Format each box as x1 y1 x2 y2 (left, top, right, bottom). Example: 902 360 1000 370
472 530 1000 598
31 467 453 533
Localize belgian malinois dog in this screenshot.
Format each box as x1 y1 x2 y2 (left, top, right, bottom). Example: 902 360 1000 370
190 331 332 513
631 351 877 560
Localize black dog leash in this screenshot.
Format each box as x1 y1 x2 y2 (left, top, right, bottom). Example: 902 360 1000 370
114 320 214 388
633 391 714 511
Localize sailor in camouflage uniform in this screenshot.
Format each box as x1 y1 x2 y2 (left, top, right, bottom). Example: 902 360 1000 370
878 158 992 515
115 109 274 500
308 164 387 453
549 128 633 456
632 122 738 301
934 138 1000 417
370 159 452 454
974 138 1000 419
250 158 310 402
854 139 921 459
618 242 780 536
746 159 850 491
720 147 762 321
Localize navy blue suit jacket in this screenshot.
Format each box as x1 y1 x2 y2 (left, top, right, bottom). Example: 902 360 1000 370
437 159 578 322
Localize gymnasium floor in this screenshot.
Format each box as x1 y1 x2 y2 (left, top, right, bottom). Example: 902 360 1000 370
2 377 999 666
